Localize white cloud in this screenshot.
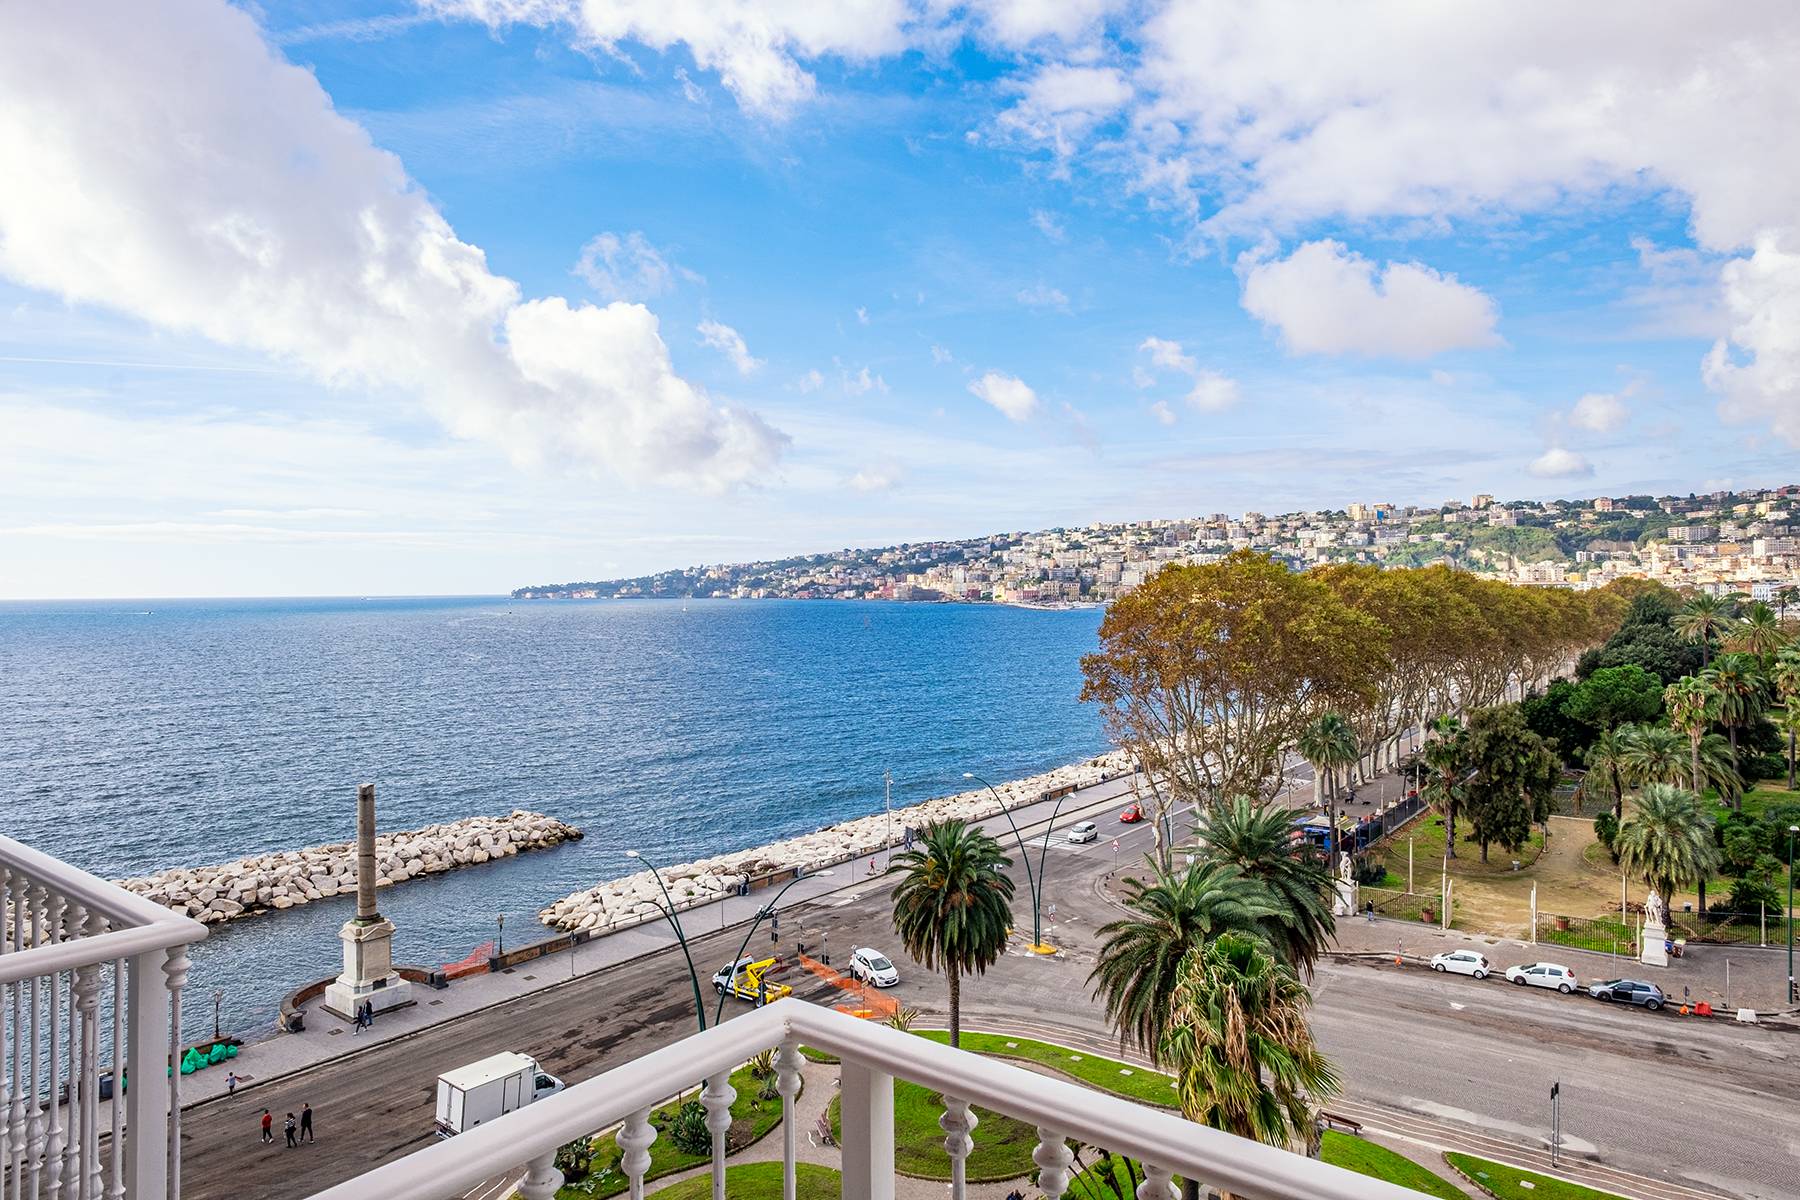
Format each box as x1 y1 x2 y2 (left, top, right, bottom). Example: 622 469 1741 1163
573 232 689 301
1185 371 1240 412
797 368 826 392
930 344 954 365
842 365 889 395
996 64 1132 159
1016 283 1070 310
967 0 1118 47
847 461 903 492
1029 208 1067 242
1527 447 1593 479
1131 366 1156 389
969 370 1040 421
0 1 784 491
697 318 762 375
855 305 870 325
1138 336 1195 374
1239 241 1501 359
1149 399 1177 426
1568 391 1628 434
1704 236 1800 446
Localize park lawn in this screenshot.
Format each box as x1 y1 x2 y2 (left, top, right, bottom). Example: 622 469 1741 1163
556 1066 786 1199
646 1163 839 1200
1381 816 1545 879
1445 1153 1624 1200
1321 1132 1464 1200
829 1083 1039 1182
916 1030 1179 1107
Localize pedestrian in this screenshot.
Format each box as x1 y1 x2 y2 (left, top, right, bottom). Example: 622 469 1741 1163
361 999 374 1029
284 1113 298 1148
350 1005 364 1035
259 1109 273 1144
226 1071 237 1095
300 1102 314 1143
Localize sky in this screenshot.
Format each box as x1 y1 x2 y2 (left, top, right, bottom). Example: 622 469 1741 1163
3 2 1800 598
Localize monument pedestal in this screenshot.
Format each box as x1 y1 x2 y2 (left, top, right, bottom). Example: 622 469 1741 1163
1639 919 1670 968
322 915 414 1019
1333 875 1359 918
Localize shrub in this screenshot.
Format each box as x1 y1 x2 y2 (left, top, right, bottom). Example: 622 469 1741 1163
1726 873 1783 916
1593 811 1619 851
555 1136 596 1183
667 1100 711 1156
1352 856 1387 885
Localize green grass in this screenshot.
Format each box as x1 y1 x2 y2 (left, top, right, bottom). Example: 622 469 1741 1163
555 1066 787 1198
1321 1132 1464 1199
829 1082 1040 1182
1383 817 1544 876
1446 1153 1624 1200
915 1030 1178 1107
1539 915 1632 954
796 1045 837 1064
645 1163 839 1200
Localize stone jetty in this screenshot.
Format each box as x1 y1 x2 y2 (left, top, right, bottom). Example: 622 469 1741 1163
538 751 1133 936
117 811 583 926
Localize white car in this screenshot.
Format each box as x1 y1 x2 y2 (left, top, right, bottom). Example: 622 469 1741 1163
849 947 899 988
1429 950 1491 979
1065 821 1099 844
1506 962 1577 993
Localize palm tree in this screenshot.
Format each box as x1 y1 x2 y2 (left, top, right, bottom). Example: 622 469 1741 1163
887 819 1014 1048
1619 724 1688 792
1580 728 1631 818
1673 593 1734 668
1727 600 1788 665
1664 676 1715 797
1296 712 1360 874
1089 860 1277 1062
1161 933 1340 1158
1700 652 1770 809
1419 715 1468 860
1769 646 1800 788
1612 783 1720 920
1191 798 1336 977
1695 732 1743 808
1776 706 1800 793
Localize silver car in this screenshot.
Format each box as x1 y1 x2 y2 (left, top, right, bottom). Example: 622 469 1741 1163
1065 821 1099 844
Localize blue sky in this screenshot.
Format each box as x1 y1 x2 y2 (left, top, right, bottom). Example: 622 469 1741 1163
3 2 1798 597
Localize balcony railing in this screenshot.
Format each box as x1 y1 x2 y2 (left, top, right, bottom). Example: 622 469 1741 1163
2 833 208 1200
307 999 1430 1200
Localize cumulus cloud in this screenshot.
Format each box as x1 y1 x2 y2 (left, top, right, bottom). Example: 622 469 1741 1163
697 319 762 375
1185 371 1240 412
1527 447 1593 479
1138 336 1196 374
995 64 1132 159
1149 399 1177 426
930 344 954 365
969 371 1040 421
1135 337 1238 415
1704 237 1800 446
0 1 784 490
1017 283 1070 310
574 231 690 302
1239 241 1501 359
797 368 826 393
847 461 903 492
1568 391 1629 434
1030 209 1068 242
841 364 889 395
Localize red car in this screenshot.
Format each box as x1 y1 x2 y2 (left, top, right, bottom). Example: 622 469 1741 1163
1119 803 1145 823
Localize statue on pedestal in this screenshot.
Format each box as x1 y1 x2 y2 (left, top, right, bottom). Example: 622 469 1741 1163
1332 851 1359 918
1639 887 1669 968
323 784 415 1020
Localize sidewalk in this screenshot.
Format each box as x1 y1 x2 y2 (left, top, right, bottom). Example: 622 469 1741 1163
171 769 1142 1109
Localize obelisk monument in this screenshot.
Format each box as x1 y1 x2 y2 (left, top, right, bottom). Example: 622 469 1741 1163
323 783 413 1020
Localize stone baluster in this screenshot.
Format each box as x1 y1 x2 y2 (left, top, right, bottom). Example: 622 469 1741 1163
618 1107 656 1200
701 1072 737 1200
1136 1162 1175 1200
108 959 126 1200
775 1041 804 1200
938 1097 977 1200
1032 1128 1073 1200
43 895 67 1200
516 1150 563 1200
75 918 103 1200
163 946 191 1200
22 885 46 1200
3 866 21 1193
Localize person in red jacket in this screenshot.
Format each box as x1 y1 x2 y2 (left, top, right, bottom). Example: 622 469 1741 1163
259 1109 273 1144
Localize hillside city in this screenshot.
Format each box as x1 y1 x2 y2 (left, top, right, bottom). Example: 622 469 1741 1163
515 482 1800 606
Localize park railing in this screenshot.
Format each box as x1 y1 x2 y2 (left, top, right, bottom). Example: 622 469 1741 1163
303 999 1433 1200
2 833 209 1200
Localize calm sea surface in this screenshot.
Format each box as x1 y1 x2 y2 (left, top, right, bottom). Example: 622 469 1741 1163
0 597 1106 1038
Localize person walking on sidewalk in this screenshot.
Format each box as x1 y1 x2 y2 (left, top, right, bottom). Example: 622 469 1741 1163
226 1071 238 1095
259 1109 273 1145
283 1113 298 1148
300 1103 314 1143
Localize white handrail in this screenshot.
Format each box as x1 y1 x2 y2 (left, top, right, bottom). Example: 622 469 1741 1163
0 833 197 929
308 1000 1430 1200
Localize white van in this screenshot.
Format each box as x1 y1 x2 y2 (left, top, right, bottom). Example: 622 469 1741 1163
435 1052 564 1137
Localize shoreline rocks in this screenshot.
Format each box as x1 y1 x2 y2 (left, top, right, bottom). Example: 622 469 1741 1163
116 810 583 926
538 751 1134 936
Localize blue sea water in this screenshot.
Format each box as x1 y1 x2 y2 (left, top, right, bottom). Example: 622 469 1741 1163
0 596 1106 1039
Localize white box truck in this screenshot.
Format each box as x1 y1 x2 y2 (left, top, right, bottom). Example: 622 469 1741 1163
435 1052 565 1138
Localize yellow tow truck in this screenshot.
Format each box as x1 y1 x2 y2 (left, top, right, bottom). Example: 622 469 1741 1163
711 956 793 1006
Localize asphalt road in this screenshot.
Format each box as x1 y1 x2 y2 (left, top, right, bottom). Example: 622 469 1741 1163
183 804 1800 1200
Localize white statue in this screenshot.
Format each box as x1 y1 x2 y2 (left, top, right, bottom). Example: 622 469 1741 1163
1638 887 1669 968
1644 889 1666 929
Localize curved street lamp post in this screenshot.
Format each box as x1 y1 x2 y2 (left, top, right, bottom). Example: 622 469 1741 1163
626 848 709 1034
1787 825 1798 1005
710 869 833 1026
964 770 1070 954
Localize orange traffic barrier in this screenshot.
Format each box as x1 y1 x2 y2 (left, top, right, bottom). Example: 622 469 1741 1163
793 954 900 1020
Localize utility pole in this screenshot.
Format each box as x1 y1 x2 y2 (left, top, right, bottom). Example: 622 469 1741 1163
1550 1082 1561 1168
1787 825 1797 1005
885 771 893 868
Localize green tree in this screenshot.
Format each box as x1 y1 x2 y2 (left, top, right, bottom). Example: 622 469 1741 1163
1420 715 1470 860
1674 593 1735 668
1664 676 1716 796
1619 723 1689 792
1089 860 1277 1062
1768 646 1800 789
1700 653 1771 810
887 820 1014 1048
1563 664 1664 734
1727 600 1788 666
1576 591 1702 684
1612 783 1721 918
1191 798 1336 977
1161 933 1340 1158
1296 711 1360 876
1460 706 1560 863
1580 727 1630 818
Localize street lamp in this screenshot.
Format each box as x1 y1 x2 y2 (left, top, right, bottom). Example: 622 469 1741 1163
626 848 709 1033
495 913 505 957
964 770 1070 954
1787 824 1797 1005
711 869 832 1026
211 988 224 1042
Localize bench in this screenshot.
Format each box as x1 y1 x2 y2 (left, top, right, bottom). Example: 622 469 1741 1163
1317 1111 1362 1135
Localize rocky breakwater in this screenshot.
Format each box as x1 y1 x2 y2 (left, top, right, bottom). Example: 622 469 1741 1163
539 751 1132 936
116 811 583 926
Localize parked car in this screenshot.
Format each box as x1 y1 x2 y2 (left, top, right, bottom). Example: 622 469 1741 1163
1066 820 1099 844
1587 978 1665 1010
1505 962 1577 993
849 947 899 988
1429 950 1491 978
1119 803 1145 823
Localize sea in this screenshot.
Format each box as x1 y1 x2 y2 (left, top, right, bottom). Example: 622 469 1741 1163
0 596 1108 1040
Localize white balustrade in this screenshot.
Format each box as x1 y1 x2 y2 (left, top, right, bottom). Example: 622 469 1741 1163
303 1000 1437 1200
2 834 207 1200
774 1041 803 1200
699 1072 735 1200
937 1097 975 1200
